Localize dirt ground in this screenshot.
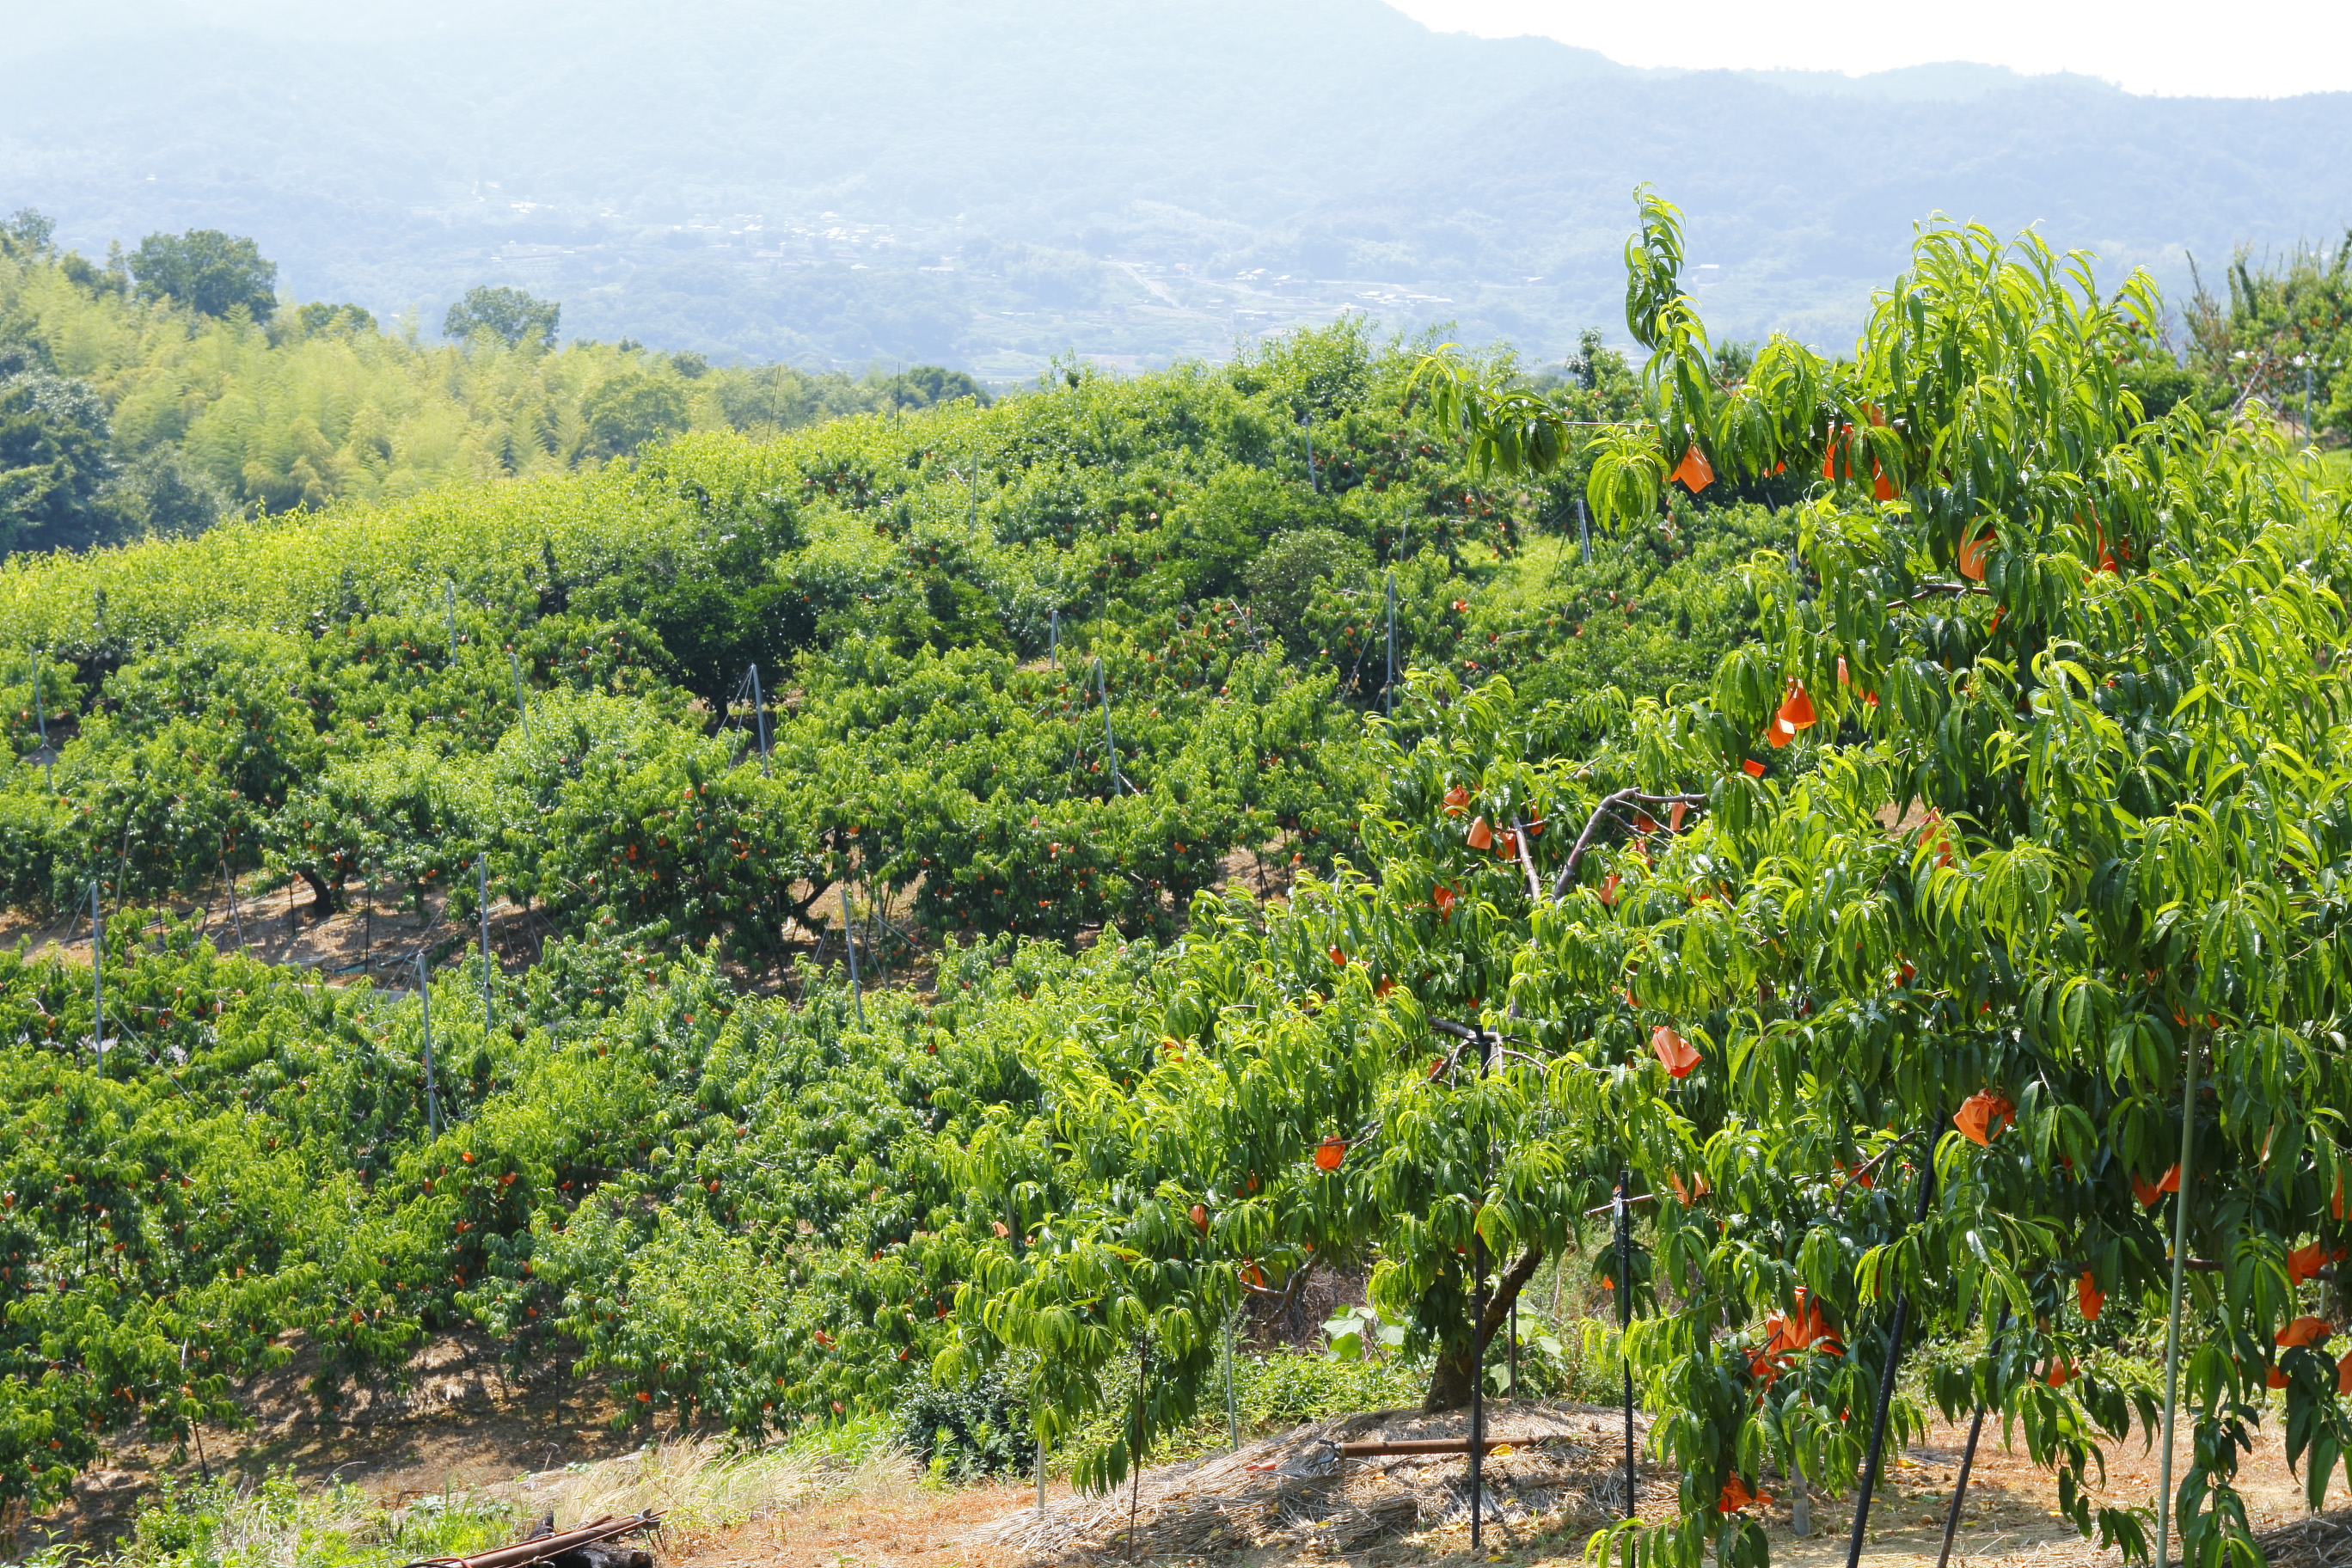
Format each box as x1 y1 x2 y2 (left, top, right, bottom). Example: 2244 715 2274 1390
675 1479 1044 1568
0 847 1302 1008
670 1413 2352 1568
0 875 523 992
35 1337 647 1555
30 1360 2352 1568
0 872 904 1001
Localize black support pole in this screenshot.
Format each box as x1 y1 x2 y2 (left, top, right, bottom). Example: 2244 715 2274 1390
1468 1026 1490 1550
1844 1130 1939 1568
1617 1167 1635 1520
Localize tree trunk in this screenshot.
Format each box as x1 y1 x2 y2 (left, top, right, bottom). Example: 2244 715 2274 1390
296 867 339 916
1421 1245 1544 1412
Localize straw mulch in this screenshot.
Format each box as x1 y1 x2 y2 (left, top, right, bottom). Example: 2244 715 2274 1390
970 1400 1670 1565
2249 1510 2352 1568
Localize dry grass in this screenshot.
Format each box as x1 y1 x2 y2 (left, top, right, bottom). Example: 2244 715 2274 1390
505 1437 923 1537
2250 1510 2352 1568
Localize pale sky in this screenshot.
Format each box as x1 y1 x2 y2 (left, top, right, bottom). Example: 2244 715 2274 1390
1389 0 2352 98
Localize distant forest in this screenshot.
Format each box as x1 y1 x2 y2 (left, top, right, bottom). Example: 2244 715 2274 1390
1 204 2344 559
0 215 986 554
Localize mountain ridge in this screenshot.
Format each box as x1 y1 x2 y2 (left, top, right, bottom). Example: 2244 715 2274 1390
4 0 2346 370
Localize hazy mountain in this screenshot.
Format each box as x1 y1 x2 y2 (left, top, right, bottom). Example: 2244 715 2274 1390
3 0 2346 374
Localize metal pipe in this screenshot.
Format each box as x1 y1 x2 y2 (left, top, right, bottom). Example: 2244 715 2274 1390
477 854 494 1026
2156 1042 2201 1568
1469 1027 1491 1550
1384 569 1396 717
750 665 770 776
510 651 531 742
1470 1215 1485 1549
1935 1400 1989 1568
1128 1338 1147 1566
840 884 865 1026
33 654 50 791
419 952 441 1134
1224 1305 1240 1451
1617 1167 1634 1520
1096 658 1123 793
89 880 104 1070
1341 1436 1575 1457
1844 1126 1940 1568
401 1511 659 1568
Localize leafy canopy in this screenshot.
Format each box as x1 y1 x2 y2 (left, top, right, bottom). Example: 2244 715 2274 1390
127 230 278 323
443 285 561 350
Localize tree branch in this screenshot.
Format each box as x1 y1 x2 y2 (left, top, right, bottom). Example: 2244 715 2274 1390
1550 788 1710 899
1884 582 1991 608
1477 1246 1547 1346
1510 814 1542 902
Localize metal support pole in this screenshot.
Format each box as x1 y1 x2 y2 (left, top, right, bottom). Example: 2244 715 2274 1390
89 881 104 1070
1936 1392 1990 1568
2156 1043 2201 1568
510 651 531 742
1037 1397 1049 1516
418 952 441 1135
1384 569 1396 717
1844 1130 1940 1568
1469 1028 1491 1551
444 582 458 658
477 853 494 1026
1096 658 1123 793
1617 1168 1634 1520
1225 1304 1240 1451
1128 1339 1147 1567
750 665 770 776
1470 1218 1486 1550
33 655 51 791
840 884 865 1026
1049 608 1059 669
1577 497 1592 565
222 858 246 951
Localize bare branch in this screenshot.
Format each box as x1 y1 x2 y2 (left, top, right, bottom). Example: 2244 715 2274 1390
1510 814 1543 902
1550 787 1710 899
